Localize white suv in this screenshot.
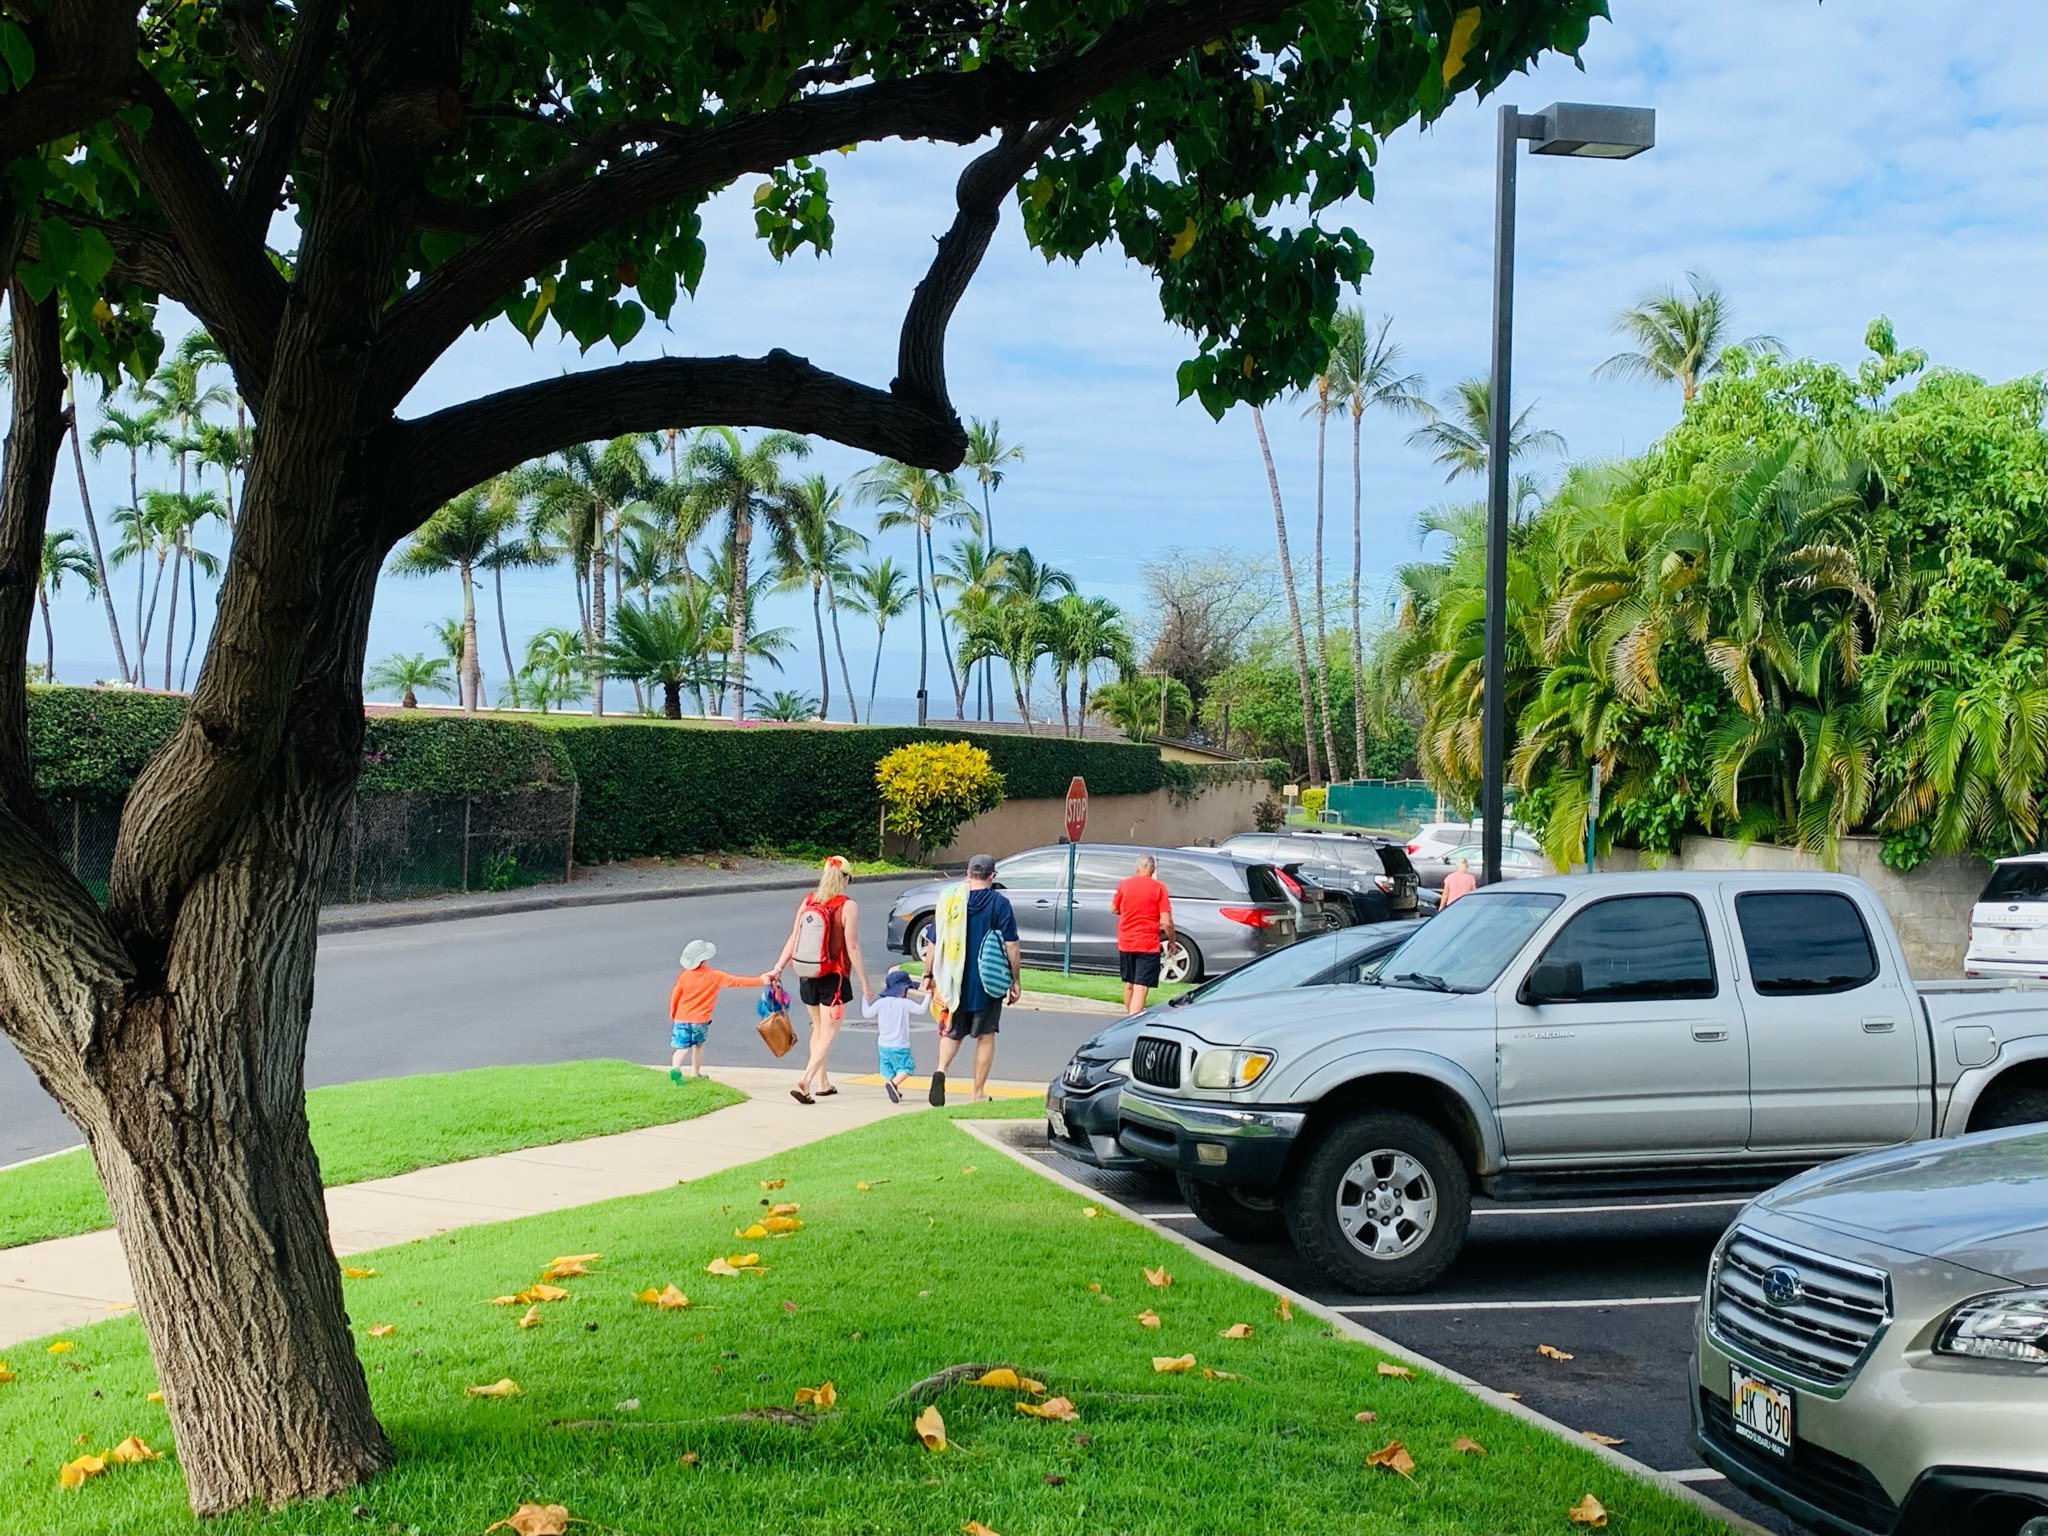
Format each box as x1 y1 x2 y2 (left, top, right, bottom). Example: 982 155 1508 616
1405 819 1541 862
1966 854 2048 979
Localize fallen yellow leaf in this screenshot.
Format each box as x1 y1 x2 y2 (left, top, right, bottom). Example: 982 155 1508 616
1274 1295 1293 1322
736 1223 769 1239
1376 1362 1412 1379
1441 6 1481 82
767 1202 800 1216
342 1267 376 1279
1144 1265 1172 1287
526 1283 570 1302
145 1390 162 1403
680 1450 700 1467
1136 1309 1161 1329
762 1215 802 1233
760 1178 786 1190
971 1368 1020 1389
485 1505 571 1536
517 1306 543 1330
1015 1395 1079 1421
728 1253 761 1269
1568 1493 1608 1528
1201 1367 1240 1380
1085 1282 1102 1294
963 1524 1000 1536
368 1324 397 1339
1538 1344 1574 1362
105 1436 160 1464
1354 1410 1377 1423
960 1165 977 1175
705 1258 741 1276
539 1259 591 1281
1452 1435 1487 1456
47 1341 74 1355
794 1381 836 1408
552 1253 600 1266
1219 1323 1254 1340
915 1403 947 1451
1082 1206 1100 1218
466 1378 521 1398
855 1180 875 1191
1582 1431 1626 1446
0 1360 12 1384
490 1294 523 1306
637 1284 690 1310
58 1453 105 1489
1152 1354 1196 1374
1366 1439 1416 1478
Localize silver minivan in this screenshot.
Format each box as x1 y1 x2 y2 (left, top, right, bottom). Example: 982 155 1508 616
1965 854 2048 979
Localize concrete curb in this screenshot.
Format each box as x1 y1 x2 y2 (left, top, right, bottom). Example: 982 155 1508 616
956 1119 1770 1536
317 869 919 935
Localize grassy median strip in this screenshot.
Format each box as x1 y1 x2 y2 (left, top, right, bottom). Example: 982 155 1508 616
0 1109 1728 1535
0 1061 742 1251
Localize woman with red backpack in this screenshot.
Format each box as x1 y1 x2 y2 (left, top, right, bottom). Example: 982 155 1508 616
771 856 874 1104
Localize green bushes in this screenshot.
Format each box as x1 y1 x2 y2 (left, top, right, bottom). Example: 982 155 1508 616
875 741 1005 853
356 716 571 796
27 687 185 801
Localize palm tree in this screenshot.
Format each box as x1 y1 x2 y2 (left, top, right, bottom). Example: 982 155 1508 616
756 689 821 722
389 486 523 711
1595 273 1782 402
522 626 588 712
934 537 1011 719
1249 404 1324 782
1327 309 1429 774
137 347 232 688
36 529 98 682
962 417 1024 553
88 403 167 682
59 376 129 681
366 653 453 710
474 474 541 708
842 557 914 723
683 427 811 721
1045 593 1134 737
108 499 171 673
602 589 718 718
527 435 662 715
1408 378 1566 484
993 545 1073 726
775 474 866 722
174 328 247 521
133 488 222 690
858 459 978 721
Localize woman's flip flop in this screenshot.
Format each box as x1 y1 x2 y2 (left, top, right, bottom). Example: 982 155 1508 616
790 1087 814 1105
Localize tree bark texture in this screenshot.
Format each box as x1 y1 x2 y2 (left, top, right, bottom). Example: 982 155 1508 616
1251 406 1323 783
0 281 66 831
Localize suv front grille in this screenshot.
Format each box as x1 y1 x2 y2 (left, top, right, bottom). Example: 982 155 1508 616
1709 1228 1890 1387
1698 1389 1897 1532
1129 1037 1181 1089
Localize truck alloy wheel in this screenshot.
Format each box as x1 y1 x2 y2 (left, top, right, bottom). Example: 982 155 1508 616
1283 1109 1471 1294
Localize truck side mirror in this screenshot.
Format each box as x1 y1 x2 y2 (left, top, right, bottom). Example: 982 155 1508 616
1522 958 1583 1005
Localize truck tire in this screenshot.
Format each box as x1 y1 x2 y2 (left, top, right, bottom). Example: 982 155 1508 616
1283 1110 1470 1295
1972 1082 2048 1131
1177 1172 1288 1242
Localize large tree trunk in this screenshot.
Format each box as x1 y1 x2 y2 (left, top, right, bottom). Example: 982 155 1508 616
1251 406 1323 783
66 388 131 682
1310 385 1340 778
0 280 66 824
1349 402 1368 777
728 506 751 722
662 677 682 718
825 570 858 723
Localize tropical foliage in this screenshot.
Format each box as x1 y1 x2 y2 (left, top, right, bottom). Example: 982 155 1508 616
874 740 1006 853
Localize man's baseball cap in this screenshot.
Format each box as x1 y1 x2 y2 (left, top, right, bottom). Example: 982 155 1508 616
965 853 998 878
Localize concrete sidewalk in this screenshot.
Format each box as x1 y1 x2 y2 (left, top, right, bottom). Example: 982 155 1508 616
0 1066 1036 1350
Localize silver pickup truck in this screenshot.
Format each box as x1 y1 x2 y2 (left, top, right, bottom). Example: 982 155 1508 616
1117 872 2048 1294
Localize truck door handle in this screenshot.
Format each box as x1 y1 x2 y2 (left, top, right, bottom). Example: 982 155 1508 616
1862 1017 1896 1034
1692 1027 1728 1042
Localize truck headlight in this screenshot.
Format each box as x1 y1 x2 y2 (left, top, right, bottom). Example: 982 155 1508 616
1936 1288 2048 1363
1191 1049 1275 1089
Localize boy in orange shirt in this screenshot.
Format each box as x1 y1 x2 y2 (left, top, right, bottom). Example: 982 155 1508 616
668 939 770 1082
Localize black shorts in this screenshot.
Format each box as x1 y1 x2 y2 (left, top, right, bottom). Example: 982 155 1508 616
1118 950 1163 987
798 973 851 1008
943 1002 1002 1040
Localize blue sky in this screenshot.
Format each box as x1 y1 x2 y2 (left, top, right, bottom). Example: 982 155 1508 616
41 1 2048 721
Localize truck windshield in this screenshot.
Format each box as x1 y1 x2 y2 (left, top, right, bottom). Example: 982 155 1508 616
1378 890 1564 993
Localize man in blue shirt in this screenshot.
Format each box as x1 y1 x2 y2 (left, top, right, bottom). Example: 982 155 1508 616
929 852 1020 1105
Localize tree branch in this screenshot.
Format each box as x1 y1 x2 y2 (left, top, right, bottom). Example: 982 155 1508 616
230 0 344 237
370 0 1291 413
26 210 202 311
0 0 140 164
386 351 965 527
0 271 66 842
118 74 287 408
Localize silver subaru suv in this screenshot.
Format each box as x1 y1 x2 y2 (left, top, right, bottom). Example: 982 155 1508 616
1691 1125 2048 1536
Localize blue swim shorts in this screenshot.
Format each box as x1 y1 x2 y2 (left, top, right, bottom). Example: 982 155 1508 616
671 1021 709 1049
877 1044 916 1079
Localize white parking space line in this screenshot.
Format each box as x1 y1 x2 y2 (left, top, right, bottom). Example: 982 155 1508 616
1667 1468 1729 1484
1472 1199 1752 1218
1147 1210 1199 1221
1339 1295 1698 1314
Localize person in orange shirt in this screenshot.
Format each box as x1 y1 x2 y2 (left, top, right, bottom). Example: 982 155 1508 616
1440 856 1478 906
668 939 770 1082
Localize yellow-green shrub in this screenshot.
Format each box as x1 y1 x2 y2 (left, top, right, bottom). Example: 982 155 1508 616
875 741 1005 853
1301 785 1328 818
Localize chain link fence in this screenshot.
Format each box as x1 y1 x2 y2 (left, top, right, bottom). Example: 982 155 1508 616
47 785 578 907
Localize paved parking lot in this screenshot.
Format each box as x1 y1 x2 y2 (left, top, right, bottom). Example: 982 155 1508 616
990 1119 1806 1536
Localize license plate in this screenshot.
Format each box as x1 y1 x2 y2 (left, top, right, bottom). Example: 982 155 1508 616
1729 1367 1794 1458
1048 1110 1070 1141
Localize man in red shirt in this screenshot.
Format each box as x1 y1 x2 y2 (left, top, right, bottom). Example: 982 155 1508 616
1110 853 1176 1015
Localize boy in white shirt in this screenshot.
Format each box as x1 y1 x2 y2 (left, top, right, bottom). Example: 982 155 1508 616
863 967 927 1103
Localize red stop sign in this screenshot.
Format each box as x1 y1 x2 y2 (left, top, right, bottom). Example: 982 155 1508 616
1064 776 1089 843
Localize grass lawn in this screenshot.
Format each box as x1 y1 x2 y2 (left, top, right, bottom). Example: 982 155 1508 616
901 958 1190 1008
0 1108 1729 1535
0 1062 742 1251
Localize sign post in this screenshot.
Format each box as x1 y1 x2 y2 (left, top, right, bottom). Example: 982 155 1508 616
1062 776 1088 975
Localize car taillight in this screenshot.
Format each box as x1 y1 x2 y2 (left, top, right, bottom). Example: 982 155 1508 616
1276 870 1304 898
1374 875 1395 893
1218 906 1270 928
1405 841 1420 854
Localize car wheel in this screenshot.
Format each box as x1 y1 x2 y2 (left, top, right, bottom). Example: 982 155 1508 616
1971 1082 2048 1131
1177 1172 1288 1242
904 913 935 959
1160 935 1202 985
1282 1110 1470 1294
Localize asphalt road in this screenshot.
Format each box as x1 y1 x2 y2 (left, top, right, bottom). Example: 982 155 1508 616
0 879 1109 1164
991 1122 1807 1536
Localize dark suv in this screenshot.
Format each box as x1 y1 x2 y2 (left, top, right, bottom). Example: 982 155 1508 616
1215 831 1421 923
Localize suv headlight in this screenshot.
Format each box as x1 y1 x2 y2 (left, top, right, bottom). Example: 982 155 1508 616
1191 1049 1275 1089
1936 1287 2048 1363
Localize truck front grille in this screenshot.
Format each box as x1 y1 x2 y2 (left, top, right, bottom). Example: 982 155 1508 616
1129 1037 1182 1089
1709 1228 1890 1388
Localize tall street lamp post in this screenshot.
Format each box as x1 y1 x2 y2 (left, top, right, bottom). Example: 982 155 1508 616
1481 100 1655 886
